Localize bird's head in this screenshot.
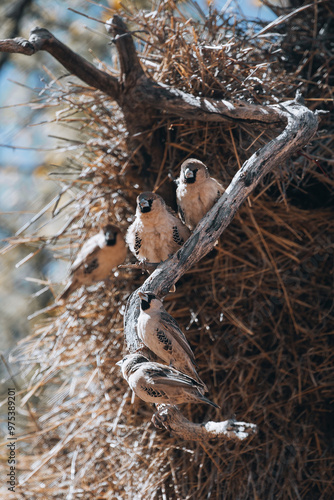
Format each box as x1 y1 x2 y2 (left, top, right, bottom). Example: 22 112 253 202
116 353 149 378
180 159 209 184
103 224 120 246
138 290 162 311
137 192 164 215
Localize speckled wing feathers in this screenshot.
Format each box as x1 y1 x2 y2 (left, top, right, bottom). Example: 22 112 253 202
145 365 200 388
71 235 103 273
159 312 196 364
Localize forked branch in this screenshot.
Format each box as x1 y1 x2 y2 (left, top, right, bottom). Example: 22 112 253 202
0 17 286 128
0 15 319 442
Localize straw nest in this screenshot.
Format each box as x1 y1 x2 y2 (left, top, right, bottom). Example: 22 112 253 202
1 1 333 498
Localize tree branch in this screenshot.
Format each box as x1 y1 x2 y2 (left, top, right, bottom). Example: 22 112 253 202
143 81 286 126
153 406 257 441
0 28 120 100
0 0 34 70
123 93 319 441
106 15 144 86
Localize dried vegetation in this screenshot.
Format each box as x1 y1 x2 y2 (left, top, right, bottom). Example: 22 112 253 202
1 0 333 498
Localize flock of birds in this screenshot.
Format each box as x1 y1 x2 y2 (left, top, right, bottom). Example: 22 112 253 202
57 158 225 409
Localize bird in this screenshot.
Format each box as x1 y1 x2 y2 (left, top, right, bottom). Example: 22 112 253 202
176 158 225 230
137 291 207 390
57 224 127 301
116 354 219 408
125 192 190 263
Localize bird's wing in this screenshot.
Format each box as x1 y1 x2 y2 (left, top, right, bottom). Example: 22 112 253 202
212 178 225 203
172 224 185 246
166 204 179 217
146 365 198 388
134 231 142 256
178 204 186 225
160 312 196 363
71 234 103 273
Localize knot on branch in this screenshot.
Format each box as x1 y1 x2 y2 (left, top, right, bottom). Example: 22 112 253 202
29 27 53 50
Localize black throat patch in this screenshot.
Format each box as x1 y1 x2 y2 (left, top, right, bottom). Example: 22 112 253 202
185 169 197 184
105 234 117 246
140 199 153 214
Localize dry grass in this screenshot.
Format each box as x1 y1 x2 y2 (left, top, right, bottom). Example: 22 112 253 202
1 1 333 498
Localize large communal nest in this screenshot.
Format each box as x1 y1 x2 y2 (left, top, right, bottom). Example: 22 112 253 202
0 1 333 498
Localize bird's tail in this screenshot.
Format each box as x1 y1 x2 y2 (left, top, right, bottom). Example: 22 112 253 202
199 394 220 409
186 362 208 394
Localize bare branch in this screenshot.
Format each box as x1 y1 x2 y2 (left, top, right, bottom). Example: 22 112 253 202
0 37 35 55
0 28 120 100
0 19 285 130
123 94 319 441
143 81 286 126
106 15 144 85
153 406 257 441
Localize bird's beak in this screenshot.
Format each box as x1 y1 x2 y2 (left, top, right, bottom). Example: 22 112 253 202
138 291 148 301
184 168 194 179
139 199 150 209
116 360 123 367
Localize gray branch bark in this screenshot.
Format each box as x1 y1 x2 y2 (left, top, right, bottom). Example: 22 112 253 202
153 406 257 441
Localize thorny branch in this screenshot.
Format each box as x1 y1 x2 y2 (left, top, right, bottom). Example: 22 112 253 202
124 92 319 440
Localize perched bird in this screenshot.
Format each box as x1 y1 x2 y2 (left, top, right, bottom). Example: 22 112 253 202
176 158 225 230
137 291 207 390
126 192 190 263
116 354 219 408
57 224 127 301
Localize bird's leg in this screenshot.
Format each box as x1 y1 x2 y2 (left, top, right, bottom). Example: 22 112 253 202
152 404 175 430
118 261 159 273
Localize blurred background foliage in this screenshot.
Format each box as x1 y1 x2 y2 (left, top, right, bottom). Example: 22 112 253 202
0 0 279 352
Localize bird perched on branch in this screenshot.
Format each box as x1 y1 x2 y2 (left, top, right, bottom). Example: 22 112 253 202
176 159 225 230
116 354 219 408
126 192 190 263
137 291 207 390
57 224 127 301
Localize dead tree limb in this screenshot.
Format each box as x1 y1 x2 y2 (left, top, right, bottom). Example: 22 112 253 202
123 92 319 441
